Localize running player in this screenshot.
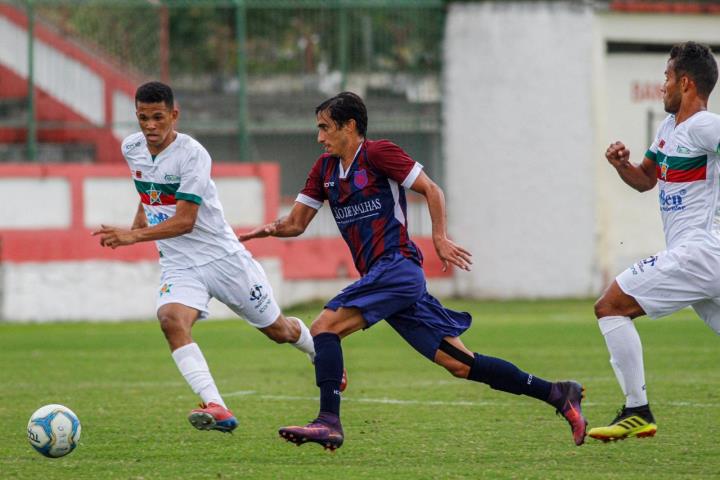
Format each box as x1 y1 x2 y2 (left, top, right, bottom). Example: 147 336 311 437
589 42 720 442
239 91 588 449
93 81 318 434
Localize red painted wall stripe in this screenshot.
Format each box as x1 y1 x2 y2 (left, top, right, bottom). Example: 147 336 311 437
0 163 448 278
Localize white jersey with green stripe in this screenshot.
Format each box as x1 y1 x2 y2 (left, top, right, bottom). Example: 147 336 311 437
122 132 243 269
646 111 720 248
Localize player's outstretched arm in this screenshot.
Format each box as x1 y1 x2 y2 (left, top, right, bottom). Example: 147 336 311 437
606 141 657 192
238 201 317 242
410 171 472 272
92 200 199 248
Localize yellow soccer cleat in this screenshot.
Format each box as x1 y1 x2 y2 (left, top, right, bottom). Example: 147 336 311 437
589 404 657 442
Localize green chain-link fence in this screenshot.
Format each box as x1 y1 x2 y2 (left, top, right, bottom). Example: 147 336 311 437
3 0 445 193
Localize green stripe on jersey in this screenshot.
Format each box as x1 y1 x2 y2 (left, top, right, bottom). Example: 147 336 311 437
655 151 707 170
646 149 657 161
133 179 180 195
176 192 202 205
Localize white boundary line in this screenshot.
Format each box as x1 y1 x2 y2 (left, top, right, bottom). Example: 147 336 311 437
223 391 720 408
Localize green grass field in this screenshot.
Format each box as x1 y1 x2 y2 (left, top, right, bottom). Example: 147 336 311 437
1 299 718 479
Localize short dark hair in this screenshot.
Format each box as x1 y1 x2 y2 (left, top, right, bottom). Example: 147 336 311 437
669 41 718 98
135 81 174 109
315 91 368 136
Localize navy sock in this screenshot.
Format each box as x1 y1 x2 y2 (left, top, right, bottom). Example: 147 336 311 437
468 353 552 401
314 332 344 416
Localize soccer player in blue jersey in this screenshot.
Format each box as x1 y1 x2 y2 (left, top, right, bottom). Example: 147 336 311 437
239 92 588 449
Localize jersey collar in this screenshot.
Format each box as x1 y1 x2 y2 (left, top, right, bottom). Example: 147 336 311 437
338 140 365 179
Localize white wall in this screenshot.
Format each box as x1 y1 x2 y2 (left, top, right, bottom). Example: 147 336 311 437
83 176 272 229
113 91 138 141
445 2 597 298
0 178 70 228
5 3 720 320
1 259 452 322
594 13 720 282
445 3 720 298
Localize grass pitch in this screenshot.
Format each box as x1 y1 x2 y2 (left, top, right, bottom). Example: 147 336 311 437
0 299 718 479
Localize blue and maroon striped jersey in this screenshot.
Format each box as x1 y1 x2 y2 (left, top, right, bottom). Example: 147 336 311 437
296 139 424 275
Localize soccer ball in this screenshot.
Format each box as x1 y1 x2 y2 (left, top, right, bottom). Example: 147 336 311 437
27 404 81 458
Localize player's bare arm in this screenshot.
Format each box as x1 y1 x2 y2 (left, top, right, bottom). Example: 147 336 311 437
606 141 657 192
238 201 317 242
93 200 199 249
410 171 472 271
130 201 148 230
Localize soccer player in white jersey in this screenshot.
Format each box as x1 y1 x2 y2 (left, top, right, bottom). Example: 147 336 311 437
92 81 319 434
589 42 720 442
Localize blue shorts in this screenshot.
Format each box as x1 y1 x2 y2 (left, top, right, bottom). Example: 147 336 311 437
325 252 472 360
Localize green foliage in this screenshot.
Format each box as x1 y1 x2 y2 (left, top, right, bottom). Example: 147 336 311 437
1 299 718 479
33 3 444 78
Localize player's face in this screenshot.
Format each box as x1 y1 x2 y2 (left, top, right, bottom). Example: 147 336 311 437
316 110 351 156
661 60 682 114
136 101 178 154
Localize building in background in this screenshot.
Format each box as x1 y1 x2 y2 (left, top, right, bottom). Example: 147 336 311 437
1 0 720 320
445 1 720 299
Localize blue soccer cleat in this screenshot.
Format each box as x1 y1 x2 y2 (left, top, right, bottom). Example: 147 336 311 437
188 402 238 433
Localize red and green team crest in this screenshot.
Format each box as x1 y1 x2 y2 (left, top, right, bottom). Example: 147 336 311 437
147 185 162 204
134 179 179 205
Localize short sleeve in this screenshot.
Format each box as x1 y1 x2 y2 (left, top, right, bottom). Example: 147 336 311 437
367 140 423 188
645 115 673 163
296 157 327 210
688 114 720 155
176 148 210 205
646 141 659 163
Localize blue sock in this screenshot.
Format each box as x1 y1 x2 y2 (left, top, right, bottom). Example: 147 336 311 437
314 332 343 417
468 353 552 401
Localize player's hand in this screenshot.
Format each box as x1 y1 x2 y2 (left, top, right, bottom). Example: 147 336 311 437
433 236 472 272
91 225 138 249
606 141 631 169
237 222 277 242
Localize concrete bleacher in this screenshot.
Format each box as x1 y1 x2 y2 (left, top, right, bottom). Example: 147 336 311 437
0 3 137 164
0 96 95 162
175 86 442 196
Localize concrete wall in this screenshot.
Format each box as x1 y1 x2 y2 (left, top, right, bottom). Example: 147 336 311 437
445 2 597 298
2 259 452 322
4 3 720 320
594 12 720 281
445 3 720 298
0 164 451 322
0 178 71 228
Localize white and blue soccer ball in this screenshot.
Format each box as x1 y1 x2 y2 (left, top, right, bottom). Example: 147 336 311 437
27 404 81 458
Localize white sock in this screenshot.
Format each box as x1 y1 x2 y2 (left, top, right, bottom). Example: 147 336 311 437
171 343 226 408
598 316 648 408
289 316 315 363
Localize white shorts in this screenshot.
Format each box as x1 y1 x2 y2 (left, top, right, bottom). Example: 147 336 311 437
157 250 281 328
616 241 720 333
